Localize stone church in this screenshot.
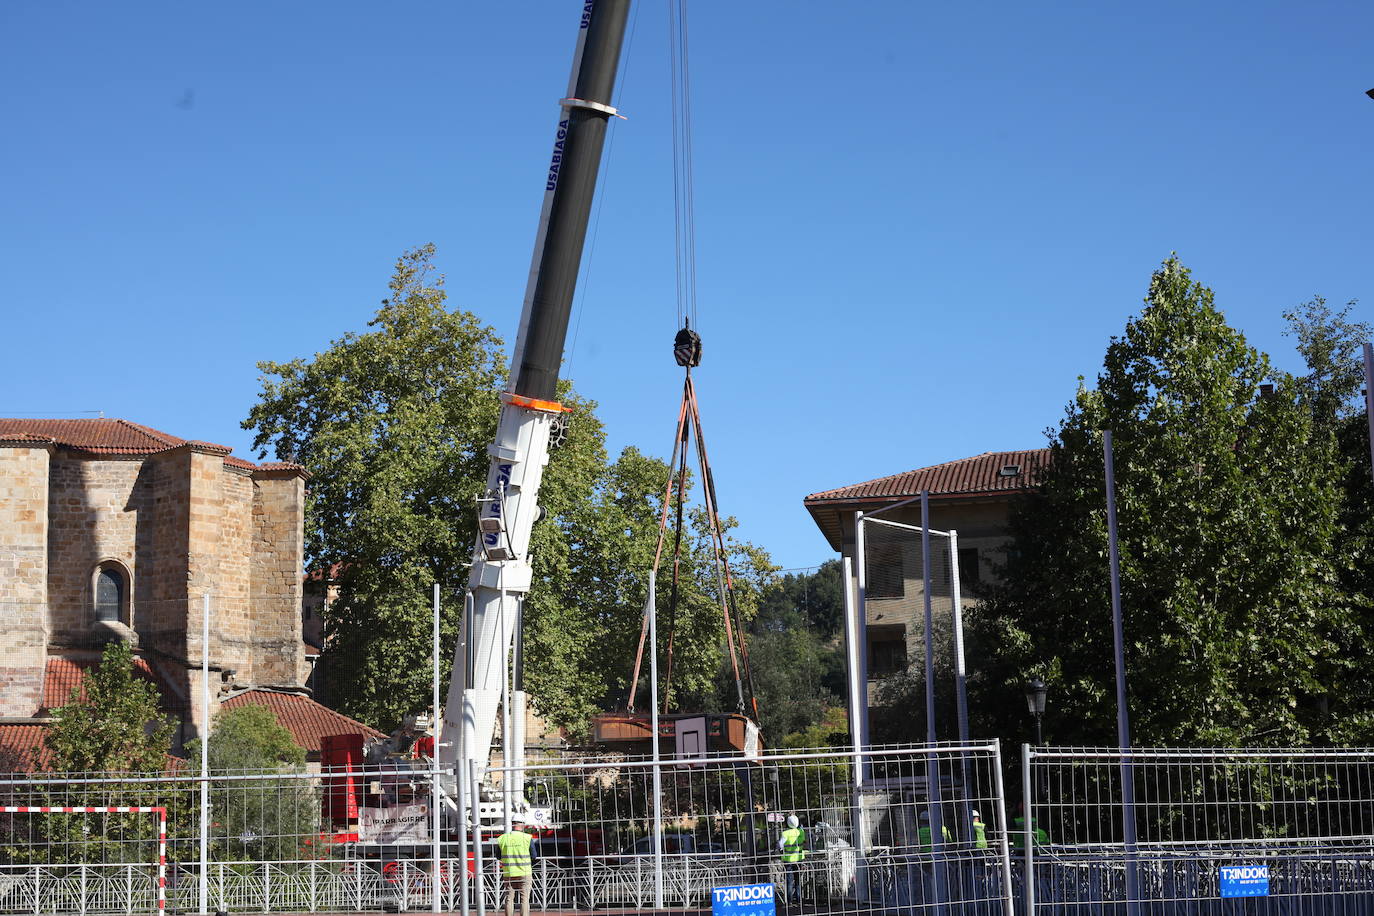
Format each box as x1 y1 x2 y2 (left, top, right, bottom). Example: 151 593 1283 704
0 418 378 763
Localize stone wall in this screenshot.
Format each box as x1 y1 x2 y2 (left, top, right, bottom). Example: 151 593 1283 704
0 432 307 730
250 470 305 685
139 448 191 661
46 455 146 643
0 444 51 716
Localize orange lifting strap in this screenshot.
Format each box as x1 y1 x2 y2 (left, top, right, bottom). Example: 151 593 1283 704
626 337 758 723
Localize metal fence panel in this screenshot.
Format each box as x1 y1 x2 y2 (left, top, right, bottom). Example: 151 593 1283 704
1026 746 1374 914
476 742 1013 915
0 744 1011 914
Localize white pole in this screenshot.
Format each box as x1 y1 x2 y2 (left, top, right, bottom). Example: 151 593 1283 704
848 515 872 902
471 760 487 916
647 571 665 910
852 512 871 753
948 530 970 743
432 583 443 914
499 582 512 831
841 555 867 766
199 593 210 916
457 588 473 916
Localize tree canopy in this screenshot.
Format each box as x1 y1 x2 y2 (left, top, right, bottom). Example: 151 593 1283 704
245 244 772 732
46 641 174 773
970 257 1368 749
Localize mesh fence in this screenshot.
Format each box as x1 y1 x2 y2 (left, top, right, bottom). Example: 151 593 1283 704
0 765 445 915
1025 747 1374 912
473 742 1013 915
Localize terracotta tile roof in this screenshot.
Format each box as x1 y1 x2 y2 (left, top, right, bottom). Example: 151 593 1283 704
805 449 1051 504
0 418 303 475
0 724 52 772
43 655 184 712
804 449 1052 552
0 418 188 454
221 689 384 755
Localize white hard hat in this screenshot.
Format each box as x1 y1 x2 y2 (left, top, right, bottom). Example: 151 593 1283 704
786 815 799 828
972 810 981 818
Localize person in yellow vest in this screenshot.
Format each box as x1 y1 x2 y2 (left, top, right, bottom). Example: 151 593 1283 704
971 809 988 849
778 814 807 905
1010 802 1049 852
496 816 535 916
916 810 952 855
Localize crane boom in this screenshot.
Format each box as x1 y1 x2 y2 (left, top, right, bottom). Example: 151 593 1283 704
441 0 632 795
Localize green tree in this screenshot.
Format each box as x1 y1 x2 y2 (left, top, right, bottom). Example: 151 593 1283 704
29 641 181 865
189 706 318 862
744 561 846 742
245 245 762 732
46 641 175 773
1283 298 1374 742
245 245 504 729
971 257 1352 749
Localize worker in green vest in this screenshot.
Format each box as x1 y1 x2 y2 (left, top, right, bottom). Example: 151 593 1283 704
971 809 988 849
778 814 807 905
496 816 535 916
916 809 952 855
1010 803 1048 852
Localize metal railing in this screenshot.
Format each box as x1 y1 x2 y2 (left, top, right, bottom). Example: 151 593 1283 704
472 741 1014 915
1024 746 1374 913
0 741 1018 914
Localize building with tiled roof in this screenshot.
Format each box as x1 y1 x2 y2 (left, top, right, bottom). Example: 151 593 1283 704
0 417 313 756
804 449 1050 684
222 687 384 761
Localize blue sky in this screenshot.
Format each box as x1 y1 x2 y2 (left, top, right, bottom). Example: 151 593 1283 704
3 1 1371 571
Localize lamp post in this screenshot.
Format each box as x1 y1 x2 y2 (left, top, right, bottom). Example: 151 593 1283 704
1024 678 1048 746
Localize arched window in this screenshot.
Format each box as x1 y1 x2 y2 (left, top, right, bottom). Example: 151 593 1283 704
95 566 126 623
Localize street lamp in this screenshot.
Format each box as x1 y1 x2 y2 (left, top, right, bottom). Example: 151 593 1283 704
1024 678 1048 745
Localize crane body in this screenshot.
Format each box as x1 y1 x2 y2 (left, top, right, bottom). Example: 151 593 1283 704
438 0 632 813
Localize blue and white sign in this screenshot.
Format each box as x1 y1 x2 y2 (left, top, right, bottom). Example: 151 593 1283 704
711 883 776 916
1220 864 1270 898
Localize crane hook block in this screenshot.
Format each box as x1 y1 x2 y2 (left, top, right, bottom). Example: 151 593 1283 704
674 325 702 368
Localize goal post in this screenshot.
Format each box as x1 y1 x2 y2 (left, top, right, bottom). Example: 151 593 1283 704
0 805 167 914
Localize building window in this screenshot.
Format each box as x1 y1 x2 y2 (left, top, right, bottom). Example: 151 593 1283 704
869 638 907 678
866 541 905 599
95 566 126 623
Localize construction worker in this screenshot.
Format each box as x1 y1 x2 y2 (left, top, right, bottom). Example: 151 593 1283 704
1010 802 1049 852
778 814 807 905
971 809 988 849
496 816 535 916
916 809 952 855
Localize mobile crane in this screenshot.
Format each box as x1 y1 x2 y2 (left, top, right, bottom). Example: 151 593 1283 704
437 0 632 823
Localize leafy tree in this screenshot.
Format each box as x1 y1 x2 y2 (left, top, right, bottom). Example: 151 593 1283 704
756 560 844 639
971 257 1352 750
29 642 181 865
742 561 846 742
189 706 317 862
245 245 765 732
1283 297 1369 433
245 245 503 728
1283 298 1374 742
46 641 175 773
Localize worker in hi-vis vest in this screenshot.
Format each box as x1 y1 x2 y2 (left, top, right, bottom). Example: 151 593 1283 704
496 816 535 916
916 810 952 856
1010 802 1049 851
971 809 989 849
778 814 807 904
